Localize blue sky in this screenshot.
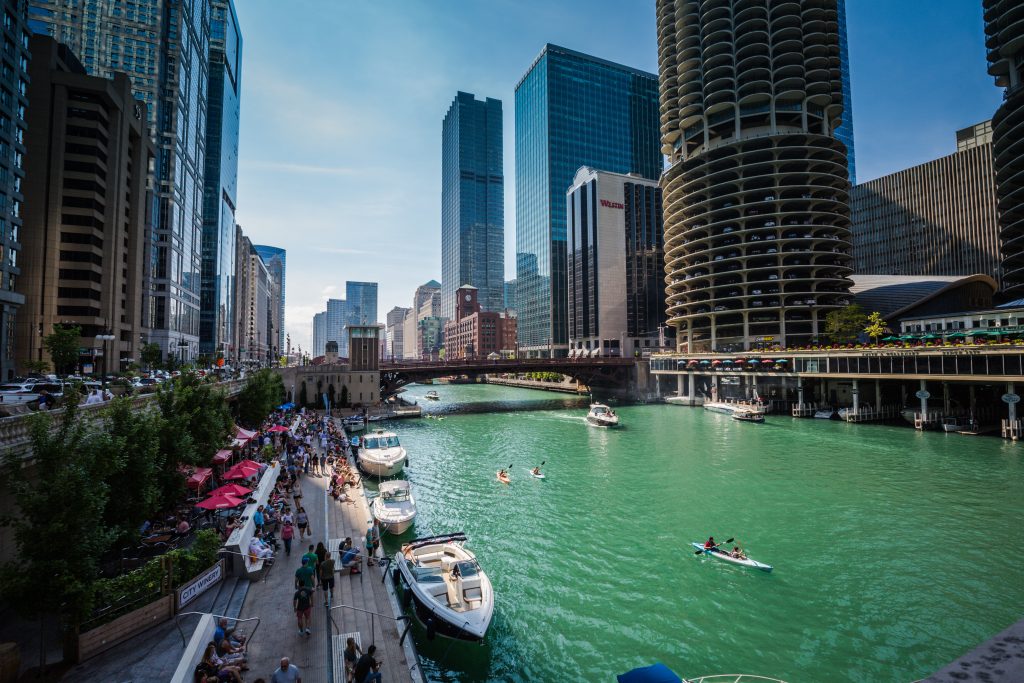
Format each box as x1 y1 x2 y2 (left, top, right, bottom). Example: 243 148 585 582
232 1 1002 352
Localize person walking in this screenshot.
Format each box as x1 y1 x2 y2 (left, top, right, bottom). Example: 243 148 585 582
281 520 294 556
294 557 315 590
295 507 309 539
320 551 336 606
271 656 302 683
293 584 314 636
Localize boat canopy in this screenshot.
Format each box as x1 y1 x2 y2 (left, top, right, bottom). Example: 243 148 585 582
616 663 682 683
404 532 467 551
364 433 400 449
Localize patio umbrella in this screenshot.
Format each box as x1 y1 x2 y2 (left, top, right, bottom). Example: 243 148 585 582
195 494 243 510
207 484 252 498
223 464 259 480
711 359 722 365
722 359 733 365
268 425 290 433
987 329 1004 336
185 467 212 490
967 329 989 337
617 663 682 683
211 449 232 464
899 334 917 341
920 334 939 340
747 359 761 364
734 358 746 364
946 331 966 339
278 402 295 410
881 335 900 342
776 358 789 363
237 459 263 470
699 360 711 365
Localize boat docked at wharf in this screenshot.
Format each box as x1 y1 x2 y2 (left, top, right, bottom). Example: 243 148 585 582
372 479 416 534
813 408 836 419
343 415 366 432
732 408 765 424
395 532 494 641
703 400 766 417
586 403 620 428
357 429 407 477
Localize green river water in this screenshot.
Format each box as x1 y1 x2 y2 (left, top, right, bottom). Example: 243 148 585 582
371 383 1023 682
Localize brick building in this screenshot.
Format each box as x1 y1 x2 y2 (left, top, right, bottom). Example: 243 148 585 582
443 285 516 359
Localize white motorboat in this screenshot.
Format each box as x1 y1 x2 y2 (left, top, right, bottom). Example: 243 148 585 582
942 416 978 433
372 480 416 535
665 395 689 405
357 429 407 477
425 390 440 400
704 400 765 416
586 403 620 427
813 408 836 419
732 408 764 424
395 533 494 641
343 415 366 432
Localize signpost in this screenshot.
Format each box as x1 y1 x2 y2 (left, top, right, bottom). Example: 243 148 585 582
176 560 223 611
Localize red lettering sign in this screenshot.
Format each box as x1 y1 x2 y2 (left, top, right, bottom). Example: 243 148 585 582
600 199 624 209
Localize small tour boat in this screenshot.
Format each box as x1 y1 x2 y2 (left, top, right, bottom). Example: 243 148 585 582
942 416 978 433
665 395 690 405
372 480 417 535
690 542 773 572
813 408 836 419
395 533 494 641
367 414 385 423
343 415 366 432
586 403 620 428
357 429 407 477
425 390 440 400
732 408 764 424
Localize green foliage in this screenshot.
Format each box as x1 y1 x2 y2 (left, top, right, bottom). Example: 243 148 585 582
154 373 233 509
340 384 349 408
100 398 163 543
864 311 888 344
824 304 867 344
526 372 563 382
0 401 117 623
44 323 82 375
236 369 284 428
140 343 162 370
21 359 51 375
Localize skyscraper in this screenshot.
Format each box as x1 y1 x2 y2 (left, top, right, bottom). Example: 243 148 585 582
312 311 326 358
515 44 661 357
254 245 285 351
200 0 241 358
657 0 853 352
0 0 29 380
345 281 378 325
983 0 1024 297
30 0 213 362
441 92 504 320
326 298 346 348
836 0 855 185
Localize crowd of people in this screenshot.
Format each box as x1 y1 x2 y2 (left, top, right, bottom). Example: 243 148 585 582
195 408 387 683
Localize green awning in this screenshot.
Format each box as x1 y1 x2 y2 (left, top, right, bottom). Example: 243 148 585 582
967 329 989 336
881 335 900 342
946 331 966 339
920 334 940 340
899 334 917 341
987 329 1005 336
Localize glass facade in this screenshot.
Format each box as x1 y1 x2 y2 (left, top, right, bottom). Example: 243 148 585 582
514 44 661 355
836 0 856 185
441 92 503 321
345 281 377 325
200 0 240 356
253 244 285 350
30 0 213 361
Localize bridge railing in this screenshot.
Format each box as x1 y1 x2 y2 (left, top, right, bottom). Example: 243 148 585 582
380 357 635 369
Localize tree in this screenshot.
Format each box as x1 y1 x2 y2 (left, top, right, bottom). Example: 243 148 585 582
0 400 117 637
864 311 888 346
824 304 867 344
140 343 162 370
21 359 50 375
101 397 163 543
44 323 81 375
236 369 284 428
153 373 233 508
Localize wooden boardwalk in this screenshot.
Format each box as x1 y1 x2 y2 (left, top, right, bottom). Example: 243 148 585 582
238 429 423 683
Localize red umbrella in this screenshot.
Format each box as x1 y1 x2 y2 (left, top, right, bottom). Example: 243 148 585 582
207 483 252 497
195 494 243 510
223 464 259 480
185 467 213 490
268 425 290 433
237 459 263 470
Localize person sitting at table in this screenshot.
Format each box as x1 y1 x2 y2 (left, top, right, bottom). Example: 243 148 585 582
175 517 191 535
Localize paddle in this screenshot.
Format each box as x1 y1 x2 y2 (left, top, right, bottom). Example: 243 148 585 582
695 537 735 555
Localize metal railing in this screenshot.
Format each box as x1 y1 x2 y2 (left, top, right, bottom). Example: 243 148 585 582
327 602 414 648
173 611 261 649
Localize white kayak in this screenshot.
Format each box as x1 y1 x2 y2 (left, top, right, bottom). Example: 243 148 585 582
526 469 546 479
690 542 773 572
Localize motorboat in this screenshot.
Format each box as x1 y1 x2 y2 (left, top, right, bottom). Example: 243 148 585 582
732 409 764 424
813 408 836 419
586 403 620 428
690 542 773 572
367 414 385 422
942 416 978 433
665 395 689 405
357 429 407 477
704 400 765 416
343 415 366 432
372 480 416 535
425 390 440 400
395 532 494 641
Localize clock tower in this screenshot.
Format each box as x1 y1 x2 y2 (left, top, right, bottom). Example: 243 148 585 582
455 285 479 320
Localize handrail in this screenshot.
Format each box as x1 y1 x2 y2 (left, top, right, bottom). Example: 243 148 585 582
173 611 261 649
327 602 413 646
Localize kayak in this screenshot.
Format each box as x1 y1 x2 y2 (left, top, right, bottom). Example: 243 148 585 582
496 471 511 484
690 542 773 572
526 469 546 480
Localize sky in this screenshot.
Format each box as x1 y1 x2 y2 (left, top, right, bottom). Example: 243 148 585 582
232 1 1003 353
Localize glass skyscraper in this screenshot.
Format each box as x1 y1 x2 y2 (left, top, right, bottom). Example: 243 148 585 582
253 244 285 351
29 0 212 362
200 0 241 357
345 281 378 326
836 0 856 185
441 92 503 321
514 44 661 356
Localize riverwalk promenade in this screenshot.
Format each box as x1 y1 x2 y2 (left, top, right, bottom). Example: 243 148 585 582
237 424 422 682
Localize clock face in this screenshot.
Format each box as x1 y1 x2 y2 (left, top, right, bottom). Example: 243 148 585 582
465 294 472 301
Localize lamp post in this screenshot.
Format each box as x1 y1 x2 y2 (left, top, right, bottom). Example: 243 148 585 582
95 330 116 379
177 339 189 368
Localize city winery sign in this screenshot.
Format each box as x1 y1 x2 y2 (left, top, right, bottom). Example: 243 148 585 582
600 199 624 209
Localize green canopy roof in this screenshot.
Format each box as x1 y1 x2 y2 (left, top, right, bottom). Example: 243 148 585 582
946 331 966 338
967 329 990 336
920 333 940 340
881 335 900 341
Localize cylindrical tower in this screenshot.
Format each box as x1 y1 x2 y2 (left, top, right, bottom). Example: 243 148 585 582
658 0 853 353
984 0 1024 297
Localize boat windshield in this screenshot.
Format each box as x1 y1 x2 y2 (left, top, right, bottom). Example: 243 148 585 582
383 488 410 502
455 560 480 578
364 435 400 449
592 406 607 415
406 560 444 583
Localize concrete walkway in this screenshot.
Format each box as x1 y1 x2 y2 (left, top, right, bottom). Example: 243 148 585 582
238 428 418 682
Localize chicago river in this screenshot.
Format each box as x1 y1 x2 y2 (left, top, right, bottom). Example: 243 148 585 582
376 383 1022 682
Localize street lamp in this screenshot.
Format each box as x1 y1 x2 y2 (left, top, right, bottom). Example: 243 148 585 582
96 330 116 379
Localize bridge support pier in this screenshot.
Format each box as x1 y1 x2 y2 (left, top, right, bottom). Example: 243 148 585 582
943 382 951 414
852 379 860 417
797 382 805 406
677 375 684 398
1009 382 1017 425
875 380 882 412
919 380 929 420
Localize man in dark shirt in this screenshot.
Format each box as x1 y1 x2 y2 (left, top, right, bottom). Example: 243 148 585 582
353 644 382 682
293 585 314 636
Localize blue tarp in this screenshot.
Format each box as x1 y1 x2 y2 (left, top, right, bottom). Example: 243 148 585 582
278 402 295 410
617 663 682 683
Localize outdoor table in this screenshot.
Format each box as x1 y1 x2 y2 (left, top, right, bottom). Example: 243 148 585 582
141 534 173 545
